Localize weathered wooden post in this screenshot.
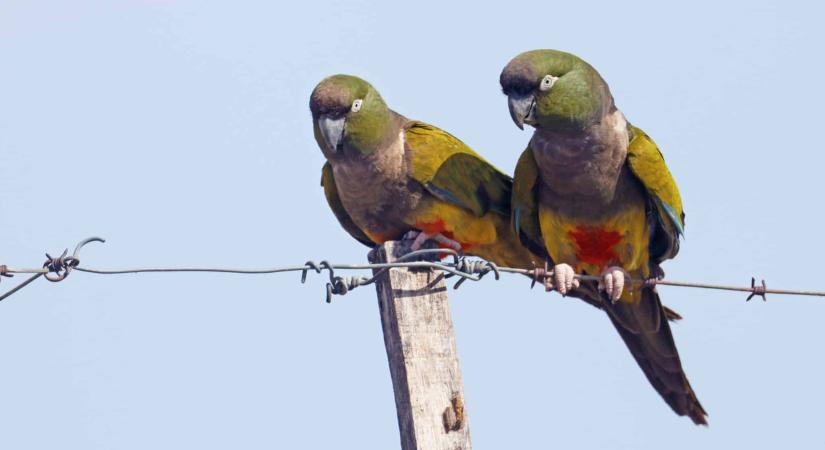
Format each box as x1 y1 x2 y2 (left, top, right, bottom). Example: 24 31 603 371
370 241 472 450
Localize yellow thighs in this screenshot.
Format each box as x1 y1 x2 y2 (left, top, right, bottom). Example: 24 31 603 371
539 205 651 280
408 201 537 268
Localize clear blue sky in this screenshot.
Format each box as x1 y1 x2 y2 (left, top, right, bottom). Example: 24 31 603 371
1 1 822 448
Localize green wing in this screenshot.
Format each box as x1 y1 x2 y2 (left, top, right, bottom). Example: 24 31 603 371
511 146 550 260
321 163 375 247
405 121 512 217
626 126 684 262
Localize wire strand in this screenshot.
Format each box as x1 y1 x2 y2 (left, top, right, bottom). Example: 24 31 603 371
1 237 823 303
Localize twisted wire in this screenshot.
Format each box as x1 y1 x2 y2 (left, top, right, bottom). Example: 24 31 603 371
2 236 823 303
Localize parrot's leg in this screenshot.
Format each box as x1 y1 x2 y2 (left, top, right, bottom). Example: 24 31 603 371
407 231 463 253
599 266 630 303
409 231 432 250
543 263 580 296
402 230 422 241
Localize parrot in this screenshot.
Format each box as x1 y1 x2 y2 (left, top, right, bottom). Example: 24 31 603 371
500 49 707 425
309 74 685 320
308 74 538 268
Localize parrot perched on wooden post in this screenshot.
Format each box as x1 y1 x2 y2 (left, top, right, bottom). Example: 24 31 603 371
500 50 707 425
309 74 537 267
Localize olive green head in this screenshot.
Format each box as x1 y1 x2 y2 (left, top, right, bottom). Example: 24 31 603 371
309 75 394 157
500 49 613 131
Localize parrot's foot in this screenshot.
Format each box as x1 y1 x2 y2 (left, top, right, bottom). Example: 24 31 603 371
644 265 665 288
543 263 580 296
599 266 630 303
645 264 665 288
405 230 463 253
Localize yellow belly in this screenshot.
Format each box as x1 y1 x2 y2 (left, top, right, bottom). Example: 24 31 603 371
406 200 537 268
539 204 650 300
408 201 498 246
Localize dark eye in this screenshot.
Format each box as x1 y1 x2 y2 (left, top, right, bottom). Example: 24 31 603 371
539 74 558 91
351 99 363 112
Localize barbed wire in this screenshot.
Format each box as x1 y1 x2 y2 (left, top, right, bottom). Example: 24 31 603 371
1 236 823 304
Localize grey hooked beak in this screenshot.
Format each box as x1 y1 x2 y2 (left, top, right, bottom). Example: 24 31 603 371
318 115 346 153
508 95 536 130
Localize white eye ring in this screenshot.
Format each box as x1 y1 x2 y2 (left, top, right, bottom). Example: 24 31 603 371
539 74 558 91
351 99 363 112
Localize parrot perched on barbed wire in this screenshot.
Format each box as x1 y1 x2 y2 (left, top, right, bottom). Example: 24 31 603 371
500 49 707 425
308 74 684 318
308 74 537 268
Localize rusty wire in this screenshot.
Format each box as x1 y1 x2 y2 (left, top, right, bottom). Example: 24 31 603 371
1 236 824 304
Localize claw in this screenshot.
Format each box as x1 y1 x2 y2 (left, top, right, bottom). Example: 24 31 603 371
409 231 432 251
431 233 464 253
599 266 629 303
543 263 580 295
645 264 665 288
402 230 421 241
407 231 463 254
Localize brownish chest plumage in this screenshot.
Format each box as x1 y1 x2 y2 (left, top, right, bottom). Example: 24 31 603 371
329 130 425 242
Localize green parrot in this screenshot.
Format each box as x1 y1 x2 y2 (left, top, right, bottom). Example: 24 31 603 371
500 50 707 425
309 74 537 268
309 74 686 318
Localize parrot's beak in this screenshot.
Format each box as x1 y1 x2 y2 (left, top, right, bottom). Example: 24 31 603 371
318 115 346 153
508 95 536 130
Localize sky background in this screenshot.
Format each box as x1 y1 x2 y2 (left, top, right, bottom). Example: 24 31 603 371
1 1 823 448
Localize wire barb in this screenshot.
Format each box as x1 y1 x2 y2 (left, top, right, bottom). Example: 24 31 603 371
1 236 824 304
747 277 768 302
0 265 13 282
41 236 106 282
300 261 322 284
530 262 550 290
452 258 499 289
43 249 78 282
327 275 371 302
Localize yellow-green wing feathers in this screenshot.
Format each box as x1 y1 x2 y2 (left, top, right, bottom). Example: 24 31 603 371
321 163 375 247
406 122 512 217
511 146 549 260
626 126 685 236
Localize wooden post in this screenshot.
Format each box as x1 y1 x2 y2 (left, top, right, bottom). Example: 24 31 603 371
369 241 472 450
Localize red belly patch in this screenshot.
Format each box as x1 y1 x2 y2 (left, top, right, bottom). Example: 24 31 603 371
568 227 623 268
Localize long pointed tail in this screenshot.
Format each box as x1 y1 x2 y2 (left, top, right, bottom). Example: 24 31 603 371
585 283 707 425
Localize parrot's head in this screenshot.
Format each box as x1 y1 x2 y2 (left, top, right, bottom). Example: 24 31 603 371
500 49 614 131
309 74 394 158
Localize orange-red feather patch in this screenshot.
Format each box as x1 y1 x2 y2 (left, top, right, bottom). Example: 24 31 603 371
569 227 623 268
415 220 474 250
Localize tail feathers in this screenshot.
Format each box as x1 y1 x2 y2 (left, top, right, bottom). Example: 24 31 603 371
601 285 707 425
570 283 683 322
664 307 682 321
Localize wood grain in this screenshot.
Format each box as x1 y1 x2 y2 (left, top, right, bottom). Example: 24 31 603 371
370 241 472 450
